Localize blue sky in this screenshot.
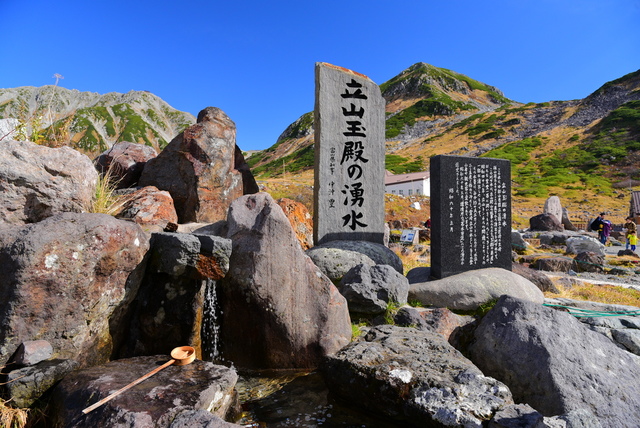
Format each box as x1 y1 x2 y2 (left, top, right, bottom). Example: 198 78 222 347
1 0 638 151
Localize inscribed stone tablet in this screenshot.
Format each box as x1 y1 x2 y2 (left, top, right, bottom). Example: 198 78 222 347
313 62 385 245
430 155 511 279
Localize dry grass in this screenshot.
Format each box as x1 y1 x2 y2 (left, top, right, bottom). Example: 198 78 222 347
392 245 430 274
545 282 640 307
87 168 131 216
0 397 28 428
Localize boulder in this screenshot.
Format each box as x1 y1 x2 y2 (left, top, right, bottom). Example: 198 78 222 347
139 107 258 224
119 232 231 359
543 196 563 224
529 213 563 232
276 197 314 250
572 251 604 273
561 208 578 232
220 193 351 369
538 232 569 246
617 248 640 258
1 359 78 408
511 231 528 254
94 141 157 188
50 356 238 428
535 256 573 273
393 306 476 347
0 213 149 368
322 325 513 427
488 403 544 428
408 268 544 311
116 185 178 230
0 140 97 225
469 296 640 426
10 340 53 366
565 236 604 256
406 266 432 284
338 264 409 315
512 263 560 293
307 240 403 282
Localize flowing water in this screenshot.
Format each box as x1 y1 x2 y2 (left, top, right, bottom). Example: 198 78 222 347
202 279 221 361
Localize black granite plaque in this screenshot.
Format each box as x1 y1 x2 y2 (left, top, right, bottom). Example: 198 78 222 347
430 155 511 279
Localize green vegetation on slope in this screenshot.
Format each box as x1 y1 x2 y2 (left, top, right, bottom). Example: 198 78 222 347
386 97 474 139
385 154 425 174
484 100 640 198
250 145 315 177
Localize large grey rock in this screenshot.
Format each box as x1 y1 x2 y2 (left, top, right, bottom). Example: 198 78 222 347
529 213 563 232
408 268 544 311
565 236 604 256
611 329 640 355
50 356 238 428
139 107 257 224
307 240 403 282
95 141 157 188
0 140 97 225
469 296 640 426
488 403 544 428
220 193 351 369
543 196 563 224
511 231 528 254
562 208 578 232
572 251 604 273
511 263 560 293
0 213 149 368
338 264 409 315
2 359 78 408
323 325 513 427
535 256 573 273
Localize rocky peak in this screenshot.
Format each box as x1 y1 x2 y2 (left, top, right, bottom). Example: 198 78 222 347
0 86 196 153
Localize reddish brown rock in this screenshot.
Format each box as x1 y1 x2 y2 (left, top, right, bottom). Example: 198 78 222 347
117 185 178 229
94 141 157 188
138 107 258 224
276 198 314 250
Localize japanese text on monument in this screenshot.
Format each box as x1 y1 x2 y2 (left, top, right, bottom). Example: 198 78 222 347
313 63 385 245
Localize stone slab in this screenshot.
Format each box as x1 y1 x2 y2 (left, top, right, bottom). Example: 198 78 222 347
313 62 385 245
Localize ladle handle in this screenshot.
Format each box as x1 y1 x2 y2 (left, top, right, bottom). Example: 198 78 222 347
82 359 176 414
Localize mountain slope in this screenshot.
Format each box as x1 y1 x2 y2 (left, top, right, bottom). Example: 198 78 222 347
0 86 195 153
247 62 515 174
249 65 640 188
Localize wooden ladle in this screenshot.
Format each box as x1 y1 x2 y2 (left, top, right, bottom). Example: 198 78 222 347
82 346 196 415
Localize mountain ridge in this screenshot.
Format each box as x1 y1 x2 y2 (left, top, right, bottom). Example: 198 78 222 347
0 86 195 153
247 64 640 181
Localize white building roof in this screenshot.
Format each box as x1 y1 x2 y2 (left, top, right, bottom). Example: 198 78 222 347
384 170 430 185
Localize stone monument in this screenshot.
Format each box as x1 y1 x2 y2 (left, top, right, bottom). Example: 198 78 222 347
313 62 385 245
543 195 562 224
430 155 511 279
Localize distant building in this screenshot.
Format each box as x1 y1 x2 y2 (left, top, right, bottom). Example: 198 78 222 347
384 170 430 196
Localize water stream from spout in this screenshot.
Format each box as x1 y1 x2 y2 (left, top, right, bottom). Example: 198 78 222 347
202 279 221 361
